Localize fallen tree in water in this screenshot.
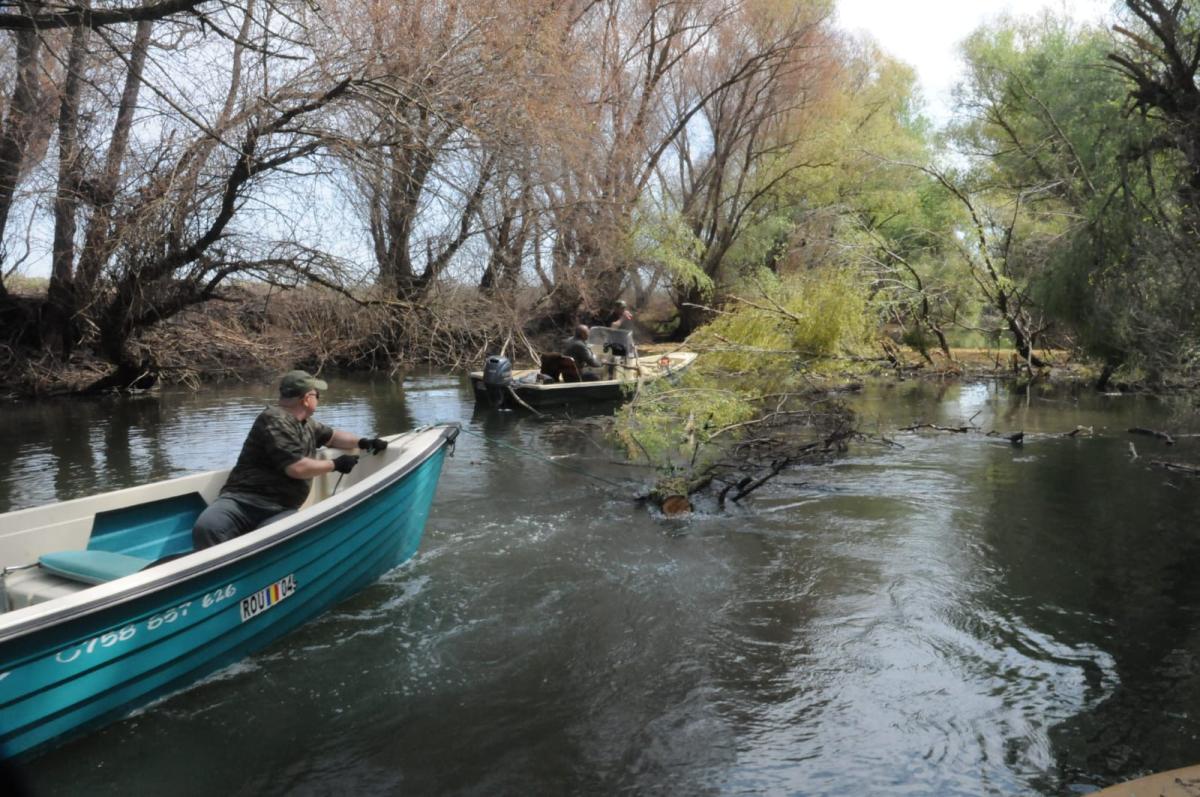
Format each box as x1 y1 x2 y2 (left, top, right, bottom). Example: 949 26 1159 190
633 391 859 516
619 270 871 515
630 389 858 515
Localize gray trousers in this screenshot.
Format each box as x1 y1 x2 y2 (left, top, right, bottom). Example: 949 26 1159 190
191 495 296 551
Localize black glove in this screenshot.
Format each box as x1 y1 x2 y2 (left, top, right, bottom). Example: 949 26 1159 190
332 454 359 474
358 436 388 454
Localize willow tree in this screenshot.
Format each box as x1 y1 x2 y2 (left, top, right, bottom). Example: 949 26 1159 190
516 0 852 328
649 0 840 337
1109 1 1200 215
0 0 382 391
527 0 748 324
628 14 953 346
951 9 1196 381
613 24 948 503
816 45 967 362
1100 0 1200 379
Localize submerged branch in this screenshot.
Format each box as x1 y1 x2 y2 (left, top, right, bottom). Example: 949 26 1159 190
1151 460 1200 476
1129 427 1176 445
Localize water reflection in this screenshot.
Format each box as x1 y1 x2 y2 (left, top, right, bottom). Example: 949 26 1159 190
0 376 432 512
8 377 1200 796
1 395 173 509
972 435 1200 788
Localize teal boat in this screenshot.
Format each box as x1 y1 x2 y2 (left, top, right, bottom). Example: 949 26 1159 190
0 424 458 759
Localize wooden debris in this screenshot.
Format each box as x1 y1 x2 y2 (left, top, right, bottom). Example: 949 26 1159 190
1129 427 1175 445
504 385 542 416
736 459 789 501
901 423 971 433
660 495 692 515
1151 460 1200 476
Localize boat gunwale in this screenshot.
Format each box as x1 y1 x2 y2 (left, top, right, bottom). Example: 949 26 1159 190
0 424 458 644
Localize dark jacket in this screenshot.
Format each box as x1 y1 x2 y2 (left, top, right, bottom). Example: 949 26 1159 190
562 335 600 368
220 405 333 509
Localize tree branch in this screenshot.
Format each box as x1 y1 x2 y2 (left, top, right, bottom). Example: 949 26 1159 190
0 0 216 30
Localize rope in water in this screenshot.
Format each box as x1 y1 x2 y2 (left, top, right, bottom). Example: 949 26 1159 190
450 425 633 490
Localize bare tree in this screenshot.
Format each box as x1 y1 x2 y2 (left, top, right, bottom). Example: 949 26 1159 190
0 0 218 30
535 0 743 321
1109 1 1200 214
659 2 837 336
0 0 388 389
324 1 516 304
0 19 58 287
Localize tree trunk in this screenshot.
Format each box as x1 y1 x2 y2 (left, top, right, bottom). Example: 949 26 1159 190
46 23 88 356
1006 313 1047 368
75 19 152 299
0 27 43 267
673 283 710 340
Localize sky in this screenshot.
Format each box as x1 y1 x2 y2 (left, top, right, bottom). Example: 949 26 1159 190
835 0 1116 124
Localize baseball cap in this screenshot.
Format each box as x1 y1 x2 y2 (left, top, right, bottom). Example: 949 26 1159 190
279 370 328 398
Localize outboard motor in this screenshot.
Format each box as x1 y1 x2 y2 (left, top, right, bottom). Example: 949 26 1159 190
482 355 512 408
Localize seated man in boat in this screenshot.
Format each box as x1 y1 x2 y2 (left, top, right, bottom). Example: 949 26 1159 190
191 370 388 550
562 324 602 381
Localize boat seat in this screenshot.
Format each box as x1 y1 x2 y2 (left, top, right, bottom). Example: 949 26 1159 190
88 492 205 560
588 326 637 360
38 550 153 585
539 353 580 383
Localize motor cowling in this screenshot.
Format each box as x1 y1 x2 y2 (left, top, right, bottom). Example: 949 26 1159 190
483 355 512 385
482 355 512 407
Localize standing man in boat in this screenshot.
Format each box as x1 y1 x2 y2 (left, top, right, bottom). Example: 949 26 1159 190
607 299 634 329
191 370 389 550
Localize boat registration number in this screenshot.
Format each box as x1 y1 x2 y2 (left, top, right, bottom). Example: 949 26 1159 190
239 574 297 623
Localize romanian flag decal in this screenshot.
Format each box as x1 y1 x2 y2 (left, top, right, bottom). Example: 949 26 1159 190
239 574 297 623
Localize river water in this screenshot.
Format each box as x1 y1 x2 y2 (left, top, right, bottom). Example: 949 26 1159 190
3 374 1200 795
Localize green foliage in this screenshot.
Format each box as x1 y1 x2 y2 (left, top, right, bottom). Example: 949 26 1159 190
629 209 713 297
952 10 1200 377
693 268 875 369
616 376 757 468
721 212 794 273
806 47 980 346
957 15 1128 194
616 267 871 480
644 37 942 322
901 325 935 353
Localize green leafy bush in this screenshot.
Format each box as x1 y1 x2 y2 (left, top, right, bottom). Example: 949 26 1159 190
616 267 870 480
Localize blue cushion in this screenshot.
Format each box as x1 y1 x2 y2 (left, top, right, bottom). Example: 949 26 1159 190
39 550 152 585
